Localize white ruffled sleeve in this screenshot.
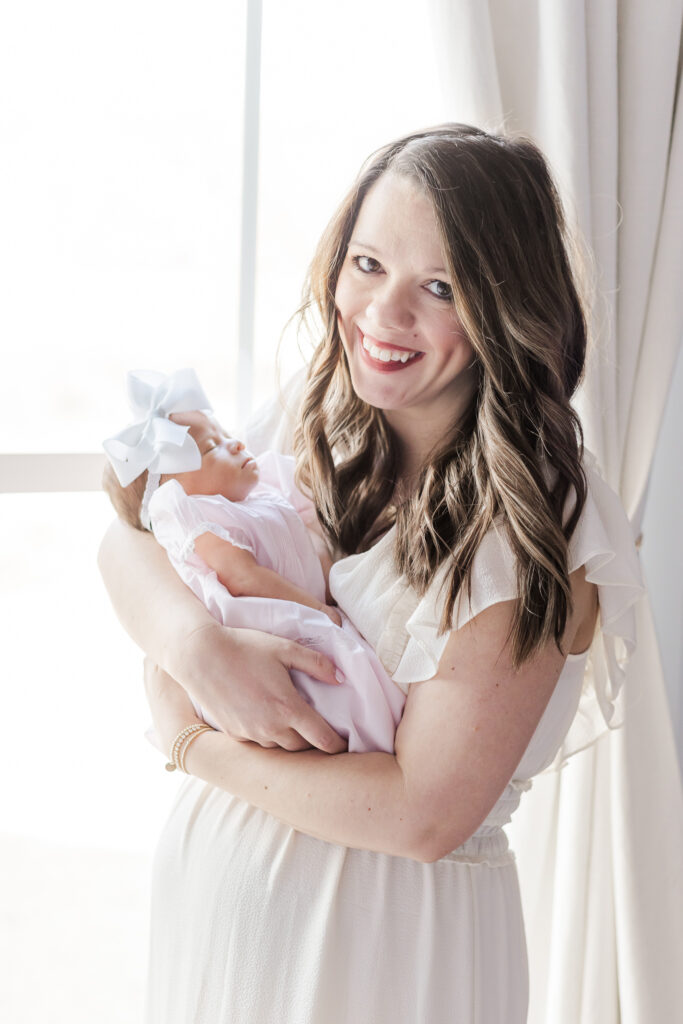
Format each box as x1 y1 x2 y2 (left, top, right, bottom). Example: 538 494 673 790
148 479 256 566
392 452 644 761
391 524 518 685
550 452 644 764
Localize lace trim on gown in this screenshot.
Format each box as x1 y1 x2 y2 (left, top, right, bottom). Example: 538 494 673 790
148 479 257 565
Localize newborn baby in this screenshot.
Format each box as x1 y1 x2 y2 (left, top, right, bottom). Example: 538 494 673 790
103 369 405 753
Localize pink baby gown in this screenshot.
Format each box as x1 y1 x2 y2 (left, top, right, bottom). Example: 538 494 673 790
147 450 405 753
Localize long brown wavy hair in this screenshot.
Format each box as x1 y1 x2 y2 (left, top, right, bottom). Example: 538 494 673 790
293 124 588 667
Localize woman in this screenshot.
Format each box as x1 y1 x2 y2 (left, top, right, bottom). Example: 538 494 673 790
99 124 642 1023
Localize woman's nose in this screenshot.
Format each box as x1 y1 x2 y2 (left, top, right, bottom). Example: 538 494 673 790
366 280 415 331
228 439 244 454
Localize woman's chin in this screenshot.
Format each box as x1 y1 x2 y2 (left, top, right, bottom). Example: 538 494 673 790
348 364 411 412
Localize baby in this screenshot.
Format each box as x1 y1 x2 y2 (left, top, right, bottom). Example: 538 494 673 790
103 369 405 754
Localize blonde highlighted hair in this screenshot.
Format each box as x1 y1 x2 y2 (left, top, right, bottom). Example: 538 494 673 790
293 124 588 667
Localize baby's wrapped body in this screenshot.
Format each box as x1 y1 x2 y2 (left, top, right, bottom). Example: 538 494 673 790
149 451 406 753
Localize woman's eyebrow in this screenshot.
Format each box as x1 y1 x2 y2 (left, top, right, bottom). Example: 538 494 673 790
349 239 380 252
348 239 448 277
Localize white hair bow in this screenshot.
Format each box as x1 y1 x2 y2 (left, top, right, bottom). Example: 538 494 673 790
103 368 212 487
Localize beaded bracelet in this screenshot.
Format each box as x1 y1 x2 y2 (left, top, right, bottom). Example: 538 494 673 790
165 723 214 773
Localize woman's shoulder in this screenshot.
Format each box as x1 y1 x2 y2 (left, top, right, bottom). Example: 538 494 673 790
397 451 644 767
424 449 643 637
364 450 642 679
452 449 642 597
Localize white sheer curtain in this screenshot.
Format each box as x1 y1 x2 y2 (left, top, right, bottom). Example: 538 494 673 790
428 2 683 1021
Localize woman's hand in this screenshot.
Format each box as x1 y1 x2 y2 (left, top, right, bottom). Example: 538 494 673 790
99 517 346 755
175 622 348 754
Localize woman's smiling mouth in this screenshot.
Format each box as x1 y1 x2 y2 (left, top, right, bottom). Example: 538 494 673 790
359 330 424 371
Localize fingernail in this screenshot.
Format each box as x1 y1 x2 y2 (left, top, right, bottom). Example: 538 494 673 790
335 669 346 685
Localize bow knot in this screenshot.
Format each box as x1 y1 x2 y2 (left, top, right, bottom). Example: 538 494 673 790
103 369 212 487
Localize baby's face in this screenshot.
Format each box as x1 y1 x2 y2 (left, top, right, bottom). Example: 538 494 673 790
168 411 259 501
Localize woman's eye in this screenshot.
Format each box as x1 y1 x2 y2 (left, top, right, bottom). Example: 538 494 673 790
426 279 453 301
203 440 218 454
351 254 381 274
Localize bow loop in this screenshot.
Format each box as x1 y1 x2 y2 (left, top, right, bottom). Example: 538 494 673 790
103 369 212 487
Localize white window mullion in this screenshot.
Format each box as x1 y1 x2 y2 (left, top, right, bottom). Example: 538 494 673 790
0 454 105 493
237 0 263 427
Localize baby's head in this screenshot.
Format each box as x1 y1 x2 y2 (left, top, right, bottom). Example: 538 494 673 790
165 410 259 503
103 408 259 532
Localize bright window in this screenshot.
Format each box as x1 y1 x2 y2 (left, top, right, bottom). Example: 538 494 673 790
0 0 246 453
1 2 449 1020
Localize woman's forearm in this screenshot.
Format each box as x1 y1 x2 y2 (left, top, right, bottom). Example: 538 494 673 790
183 732 432 861
98 518 213 673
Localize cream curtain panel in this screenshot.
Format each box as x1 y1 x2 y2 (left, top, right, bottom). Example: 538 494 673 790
428 2 683 1021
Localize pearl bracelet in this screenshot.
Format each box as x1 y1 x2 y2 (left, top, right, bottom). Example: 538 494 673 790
165 723 214 773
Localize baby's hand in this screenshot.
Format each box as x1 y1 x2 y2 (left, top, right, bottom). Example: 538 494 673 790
321 603 342 627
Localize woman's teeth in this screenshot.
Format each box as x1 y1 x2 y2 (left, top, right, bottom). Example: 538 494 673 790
362 336 420 363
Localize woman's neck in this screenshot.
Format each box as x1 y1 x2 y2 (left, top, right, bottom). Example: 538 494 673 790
385 417 458 493
383 370 478 488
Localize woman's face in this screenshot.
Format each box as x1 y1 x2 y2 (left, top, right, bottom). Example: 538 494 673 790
168 411 259 501
334 172 477 443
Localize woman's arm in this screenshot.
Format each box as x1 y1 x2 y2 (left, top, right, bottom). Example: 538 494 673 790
193 532 342 624
147 595 576 863
98 518 209 668
98 518 346 752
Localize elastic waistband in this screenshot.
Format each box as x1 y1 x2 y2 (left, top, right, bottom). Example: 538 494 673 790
442 827 515 868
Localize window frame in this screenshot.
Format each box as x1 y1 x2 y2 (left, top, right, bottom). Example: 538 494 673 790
1 0 262 495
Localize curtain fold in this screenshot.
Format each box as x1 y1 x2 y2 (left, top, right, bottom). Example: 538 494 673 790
428 2 683 1021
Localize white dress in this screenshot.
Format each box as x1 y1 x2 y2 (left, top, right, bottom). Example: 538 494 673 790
146 454 642 1024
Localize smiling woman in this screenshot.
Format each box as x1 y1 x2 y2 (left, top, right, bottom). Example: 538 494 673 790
98 124 643 1024
335 173 478 462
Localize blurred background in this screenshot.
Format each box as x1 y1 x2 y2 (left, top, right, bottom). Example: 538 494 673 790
1 1 681 1021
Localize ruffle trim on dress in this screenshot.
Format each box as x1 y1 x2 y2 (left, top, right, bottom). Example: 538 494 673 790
545 451 644 769
391 451 644 767
391 522 519 686
443 779 532 867
148 479 256 566
177 522 255 564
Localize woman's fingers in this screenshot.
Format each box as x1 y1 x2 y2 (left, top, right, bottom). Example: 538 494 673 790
285 699 348 754
273 643 348 751
284 642 340 686
180 625 346 750
247 696 346 754
257 728 310 752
